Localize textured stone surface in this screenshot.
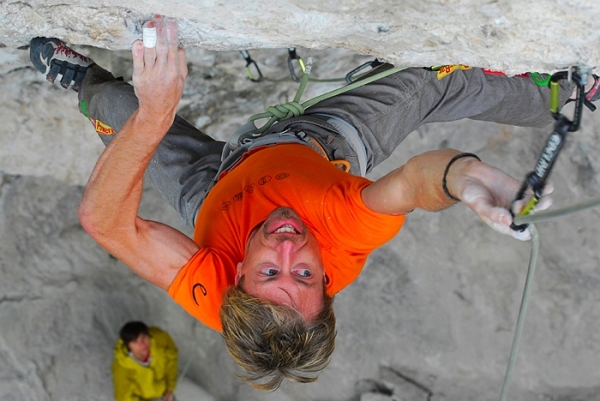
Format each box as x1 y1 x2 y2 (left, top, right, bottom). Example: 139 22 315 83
2 2 600 401
1 0 600 75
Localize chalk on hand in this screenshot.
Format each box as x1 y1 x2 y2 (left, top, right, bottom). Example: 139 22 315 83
143 26 157 48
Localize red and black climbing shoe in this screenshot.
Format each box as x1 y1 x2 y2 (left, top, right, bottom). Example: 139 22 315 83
29 37 94 92
585 74 600 103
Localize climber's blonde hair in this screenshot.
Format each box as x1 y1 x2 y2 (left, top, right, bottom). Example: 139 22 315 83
220 284 336 391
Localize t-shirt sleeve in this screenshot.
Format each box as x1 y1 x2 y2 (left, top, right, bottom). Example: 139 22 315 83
167 248 236 332
319 177 406 295
322 178 405 251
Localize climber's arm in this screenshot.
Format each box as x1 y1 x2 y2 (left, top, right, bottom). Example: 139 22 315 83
362 149 551 240
362 149 474 214
78 16 198 290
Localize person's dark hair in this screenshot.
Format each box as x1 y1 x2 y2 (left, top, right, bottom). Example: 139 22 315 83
220 286 336 391
119 321 150 348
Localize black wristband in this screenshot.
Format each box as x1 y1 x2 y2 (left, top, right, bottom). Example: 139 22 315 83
442 152 481 202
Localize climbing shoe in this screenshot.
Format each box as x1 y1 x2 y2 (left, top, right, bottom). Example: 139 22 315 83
585 74 600 102
29 37 94 92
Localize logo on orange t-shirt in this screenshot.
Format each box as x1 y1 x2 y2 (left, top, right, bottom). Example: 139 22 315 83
192 283 207 305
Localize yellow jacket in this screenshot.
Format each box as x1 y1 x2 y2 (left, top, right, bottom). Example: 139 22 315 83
111 327 178 401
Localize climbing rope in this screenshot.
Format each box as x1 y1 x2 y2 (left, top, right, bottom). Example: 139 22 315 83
499 224 539 401
515 195 600 225
244 56 406 135
246 56 313 134
499 67 598 400
499 194 600 401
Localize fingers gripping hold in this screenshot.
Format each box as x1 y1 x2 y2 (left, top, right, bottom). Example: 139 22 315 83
513 182 555 215
130 14 187 123
131 40 144 78
143 23 157 48
133 15 183 73
165 17 180 47
484 207 532 241
140 20 158 68
488 182 554 241
138 15 173 53
459 162 550 241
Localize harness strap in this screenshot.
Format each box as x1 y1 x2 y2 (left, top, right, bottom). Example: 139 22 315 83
212 59 407 187
215 126 350 183
312 113 368 177
217 129 307 179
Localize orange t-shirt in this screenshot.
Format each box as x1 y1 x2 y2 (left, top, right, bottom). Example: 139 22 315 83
168 144 405 331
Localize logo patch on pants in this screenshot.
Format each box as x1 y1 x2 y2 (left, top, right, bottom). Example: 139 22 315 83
80 100 115 135
95 120 115 135
433 64 472 80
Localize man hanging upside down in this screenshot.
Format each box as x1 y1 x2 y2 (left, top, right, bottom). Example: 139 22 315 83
29 15 599 390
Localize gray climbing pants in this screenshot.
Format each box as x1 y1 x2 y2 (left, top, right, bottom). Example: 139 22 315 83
78 64 571 228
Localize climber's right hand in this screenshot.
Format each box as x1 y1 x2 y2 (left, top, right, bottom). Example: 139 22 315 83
131 14 187 129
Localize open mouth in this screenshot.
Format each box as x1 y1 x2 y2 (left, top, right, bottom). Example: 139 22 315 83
263 207 306 235
271 224 300 234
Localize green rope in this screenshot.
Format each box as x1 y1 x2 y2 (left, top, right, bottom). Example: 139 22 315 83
499 224 539 401
514 194 600 225
301 65 406 109
248 58 313 134
247 59 406 135
263 76 348 84
498 194 600 400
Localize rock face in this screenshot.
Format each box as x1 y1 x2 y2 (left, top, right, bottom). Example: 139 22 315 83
2 2 600 401
2 0 600 75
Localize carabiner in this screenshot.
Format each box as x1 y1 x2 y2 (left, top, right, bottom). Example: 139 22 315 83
287 47 306 83
345 59 383 83
239 50 263 82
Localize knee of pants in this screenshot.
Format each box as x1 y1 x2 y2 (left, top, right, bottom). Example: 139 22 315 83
80 81 139 132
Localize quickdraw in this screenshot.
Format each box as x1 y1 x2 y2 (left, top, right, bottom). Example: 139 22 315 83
239 50 263 82
287 47 306 82
239 49 384 84
345 58 383 83
510 67 591 232
500 66 595 401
